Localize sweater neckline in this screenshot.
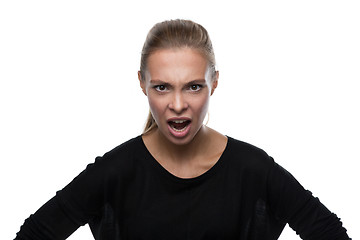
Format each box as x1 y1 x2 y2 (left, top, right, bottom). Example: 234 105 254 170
138 135 231 184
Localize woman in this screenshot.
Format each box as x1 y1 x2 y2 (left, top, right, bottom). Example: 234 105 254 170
15 19 350 240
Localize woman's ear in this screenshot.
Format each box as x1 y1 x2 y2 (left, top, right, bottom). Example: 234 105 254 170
138 71 147 96
210 71 219 95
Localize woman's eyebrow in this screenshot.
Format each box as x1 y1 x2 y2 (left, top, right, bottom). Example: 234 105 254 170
187 79 206 84
149 79 167 85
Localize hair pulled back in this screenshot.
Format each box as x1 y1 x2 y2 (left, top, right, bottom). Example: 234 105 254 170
140 19 217 134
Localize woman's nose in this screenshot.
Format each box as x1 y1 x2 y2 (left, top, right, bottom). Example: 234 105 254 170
169 92 188 113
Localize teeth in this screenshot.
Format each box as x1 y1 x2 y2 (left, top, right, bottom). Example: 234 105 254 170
169 119 189 132
173 120 186 123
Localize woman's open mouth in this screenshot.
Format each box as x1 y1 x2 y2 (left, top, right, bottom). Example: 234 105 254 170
169 120 190 131
167 119 191 138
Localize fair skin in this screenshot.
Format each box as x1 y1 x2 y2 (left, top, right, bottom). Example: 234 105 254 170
139 47 227 179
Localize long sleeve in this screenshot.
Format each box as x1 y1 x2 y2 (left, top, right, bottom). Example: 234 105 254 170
15 195 81 240
14 137 140 240
267 159 351 239
14 156 110 240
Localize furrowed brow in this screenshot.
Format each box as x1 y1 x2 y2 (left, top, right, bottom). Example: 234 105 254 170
188 79 206 84
149 79 167 85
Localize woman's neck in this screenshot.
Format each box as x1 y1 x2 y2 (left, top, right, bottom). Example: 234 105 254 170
142 125 227 179
157 126 208 162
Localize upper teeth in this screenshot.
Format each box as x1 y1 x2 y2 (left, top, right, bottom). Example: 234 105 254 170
173 120 186 123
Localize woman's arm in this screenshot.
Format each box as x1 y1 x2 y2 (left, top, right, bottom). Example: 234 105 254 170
267 159 351 239
15 156 109 240
15 195 81 240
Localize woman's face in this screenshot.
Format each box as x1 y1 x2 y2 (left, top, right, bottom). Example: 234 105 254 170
139 48 218 145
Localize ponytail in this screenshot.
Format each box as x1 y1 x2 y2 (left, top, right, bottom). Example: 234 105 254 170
143 111 157 134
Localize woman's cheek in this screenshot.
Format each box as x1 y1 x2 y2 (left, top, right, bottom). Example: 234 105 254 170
148 96 164 122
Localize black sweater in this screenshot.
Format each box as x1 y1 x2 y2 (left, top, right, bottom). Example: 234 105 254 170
15 136 350 239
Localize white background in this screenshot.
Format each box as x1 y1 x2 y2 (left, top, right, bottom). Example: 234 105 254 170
1 0 359 239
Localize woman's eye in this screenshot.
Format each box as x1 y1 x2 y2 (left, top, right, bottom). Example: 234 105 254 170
155 85 167 92
189 84 202 91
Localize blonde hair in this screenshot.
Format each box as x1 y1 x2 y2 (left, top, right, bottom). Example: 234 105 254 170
140 19 217 134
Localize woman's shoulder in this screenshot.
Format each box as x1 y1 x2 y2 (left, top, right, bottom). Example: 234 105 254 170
88 135 144 173
101 135 143 159
226 136 269 157
225 136 274 172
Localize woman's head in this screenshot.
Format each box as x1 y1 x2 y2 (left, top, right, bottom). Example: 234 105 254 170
139 19 217 83
139 19 218 136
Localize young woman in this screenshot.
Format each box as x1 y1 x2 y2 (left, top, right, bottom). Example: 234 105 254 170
15 19 350 240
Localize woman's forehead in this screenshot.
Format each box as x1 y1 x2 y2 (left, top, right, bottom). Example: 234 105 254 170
147 48 208 71
145 51 211 83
